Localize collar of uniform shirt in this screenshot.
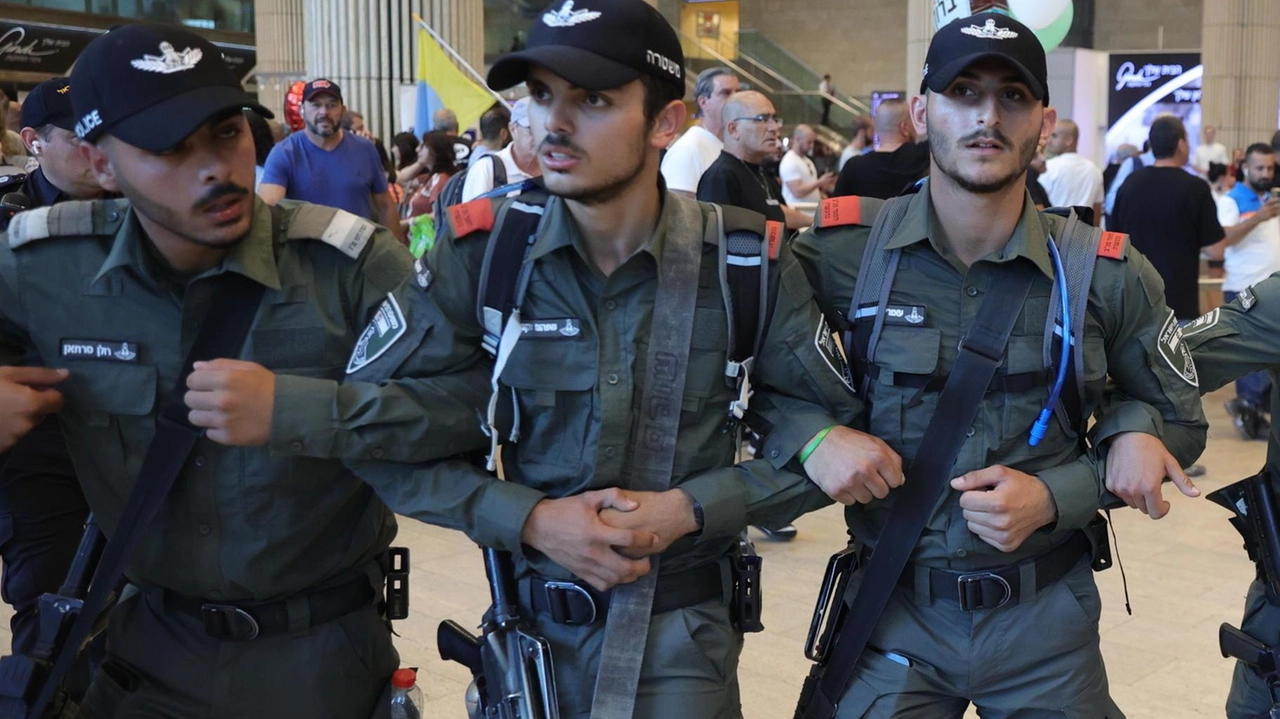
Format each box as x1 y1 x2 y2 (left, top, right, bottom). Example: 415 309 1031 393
94 198 283 291
527 187 717 268
884 182 1055 279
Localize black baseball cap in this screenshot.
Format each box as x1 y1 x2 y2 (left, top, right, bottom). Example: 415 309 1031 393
21 77 76 131
487 0 685 93
70 23 272 152
921 12 1049 106
302 79 343 103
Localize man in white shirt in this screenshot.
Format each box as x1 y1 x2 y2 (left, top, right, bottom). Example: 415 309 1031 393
1193 124 1230 176
1037 118 1104 218
780 124 833 206
1211 143 1280 437
838 115 873 171
660 67 739 197
460 97 541 202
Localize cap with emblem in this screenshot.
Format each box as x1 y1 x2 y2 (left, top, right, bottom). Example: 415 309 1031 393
21 78 76 132
487 0 684 93
302 79 343 104
70 23 272 152
921 12 1049 106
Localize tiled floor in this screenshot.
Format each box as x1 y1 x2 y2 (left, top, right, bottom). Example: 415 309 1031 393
0 388 1266 717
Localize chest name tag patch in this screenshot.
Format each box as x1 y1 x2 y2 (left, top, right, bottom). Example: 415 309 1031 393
883 304 927 326
815 319 855 393
520 318 582 339
1156 310 1198 387
59 339 139 363
1180 308 1219 337
347 294 407 374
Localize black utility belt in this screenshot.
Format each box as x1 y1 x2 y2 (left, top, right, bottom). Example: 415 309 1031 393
525 563 725 627
863 532 1092 612
154 572 375 642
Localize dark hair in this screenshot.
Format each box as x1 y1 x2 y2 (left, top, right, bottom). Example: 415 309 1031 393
373 139 396 184
1271 129 1280 153
391 132 419 170
641 75 683 125
479 102 512 143
1148 116 1186 160
1208 162 1229 184
1246 142 1275 163
244 110 276 167
421 130 459 175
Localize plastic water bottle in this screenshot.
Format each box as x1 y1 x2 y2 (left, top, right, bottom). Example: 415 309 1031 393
389 668 424 719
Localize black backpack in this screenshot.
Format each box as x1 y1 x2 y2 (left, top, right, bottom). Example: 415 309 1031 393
434 153 507 218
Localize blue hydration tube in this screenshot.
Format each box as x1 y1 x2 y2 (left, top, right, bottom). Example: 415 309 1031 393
1029 237 1071 446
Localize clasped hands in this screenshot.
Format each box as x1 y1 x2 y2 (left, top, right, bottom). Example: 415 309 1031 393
519 488 701 592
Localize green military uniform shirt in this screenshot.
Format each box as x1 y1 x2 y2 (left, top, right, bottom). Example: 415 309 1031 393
1182 279 1280 475
355 189 859 579
0 198 491 600
792 187 1207 569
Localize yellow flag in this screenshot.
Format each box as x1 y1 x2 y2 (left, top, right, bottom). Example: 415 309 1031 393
416 27 496 135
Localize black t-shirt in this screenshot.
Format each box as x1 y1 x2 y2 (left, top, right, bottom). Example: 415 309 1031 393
697 151 786 225
1111 166 1224 319
832 141 930 199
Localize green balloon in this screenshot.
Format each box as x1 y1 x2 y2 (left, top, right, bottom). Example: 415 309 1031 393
1034 3 1074 52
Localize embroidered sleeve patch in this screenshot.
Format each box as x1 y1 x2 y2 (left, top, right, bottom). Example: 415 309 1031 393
1239 286 1258 312
815 318 854 393
447 198 495 237
413 257 434 291
1156 309 1198 387
347 294 407 374
1098 232 1127 260
819 197 862 228
1180 308 1219 337
766 221 783 260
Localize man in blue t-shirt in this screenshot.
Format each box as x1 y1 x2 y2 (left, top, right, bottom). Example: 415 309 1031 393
259 79 404 242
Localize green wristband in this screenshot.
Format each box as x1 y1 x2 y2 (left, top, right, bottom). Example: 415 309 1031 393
798 425 837 464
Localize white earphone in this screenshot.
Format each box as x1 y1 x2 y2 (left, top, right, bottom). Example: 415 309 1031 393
29 140 43 157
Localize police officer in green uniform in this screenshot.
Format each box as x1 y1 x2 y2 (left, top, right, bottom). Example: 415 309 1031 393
1167 282 1280 717
350 2 880 717
788 13 1207 717
0 76 109 655
0 24 492 717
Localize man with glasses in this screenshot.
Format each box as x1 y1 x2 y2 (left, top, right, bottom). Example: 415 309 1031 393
699 91 812 229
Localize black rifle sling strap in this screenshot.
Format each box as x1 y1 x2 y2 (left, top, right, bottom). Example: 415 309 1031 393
589 194 706 719
29 271 266 719
796 261 1038 719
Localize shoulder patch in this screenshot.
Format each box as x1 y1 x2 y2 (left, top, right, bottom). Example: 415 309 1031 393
8 199 125 249
447 197 495 238
347 294 408 374
1098 231 1127 260
1239 285 1258 312
819 197 862 228
1181 308 1219 337
1156 309 1198 387
285 205 374 259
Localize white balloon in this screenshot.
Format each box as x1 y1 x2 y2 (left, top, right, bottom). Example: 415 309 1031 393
1008 0 1070 30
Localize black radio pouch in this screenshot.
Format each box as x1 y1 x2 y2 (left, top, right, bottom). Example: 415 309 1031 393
1084 512 1113 572
730 538 765 633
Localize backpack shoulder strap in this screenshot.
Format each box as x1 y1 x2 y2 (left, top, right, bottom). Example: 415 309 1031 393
489 152 508 188
475 189 550 355
844 194 913 394
713 203 783 432
1041 207 1113 435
